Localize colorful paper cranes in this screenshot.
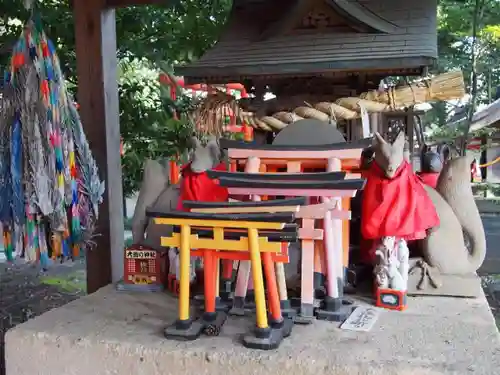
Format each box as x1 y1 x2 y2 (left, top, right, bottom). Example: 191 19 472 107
0 17 104 265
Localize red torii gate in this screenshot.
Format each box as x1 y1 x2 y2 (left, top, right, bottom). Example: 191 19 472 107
159 73 249 99
159 73 253 184
159 73 252 135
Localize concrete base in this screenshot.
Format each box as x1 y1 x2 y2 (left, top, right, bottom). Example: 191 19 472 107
6 279 500 375
116 280 164 293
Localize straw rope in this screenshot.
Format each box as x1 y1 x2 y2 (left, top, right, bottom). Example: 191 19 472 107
192 71 465 133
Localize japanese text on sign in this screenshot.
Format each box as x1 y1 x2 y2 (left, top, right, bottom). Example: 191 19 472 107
126 250 157 259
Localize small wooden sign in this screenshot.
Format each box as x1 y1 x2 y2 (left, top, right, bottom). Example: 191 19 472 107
125 250 157 259
340 306 380 332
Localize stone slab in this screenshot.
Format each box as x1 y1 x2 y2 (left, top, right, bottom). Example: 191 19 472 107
407 269 483 298
6 279 500 375
476 199 500 214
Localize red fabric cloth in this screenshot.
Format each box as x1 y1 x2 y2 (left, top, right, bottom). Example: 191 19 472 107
177 162 228 211
417 172 440 189
361 161 439 241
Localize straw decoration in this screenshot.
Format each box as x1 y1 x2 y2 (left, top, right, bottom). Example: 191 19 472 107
191 71 465 134
0 17 103 264
192 90 241 136
272 111 304 124
359 71 465 108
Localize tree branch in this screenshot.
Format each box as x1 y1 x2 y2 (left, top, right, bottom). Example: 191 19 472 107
460 0 485 155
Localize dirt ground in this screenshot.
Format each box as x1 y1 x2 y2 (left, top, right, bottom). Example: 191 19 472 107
0 259 86 375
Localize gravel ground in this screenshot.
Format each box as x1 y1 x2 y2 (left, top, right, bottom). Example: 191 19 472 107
482 275 500 328
479 214 500 327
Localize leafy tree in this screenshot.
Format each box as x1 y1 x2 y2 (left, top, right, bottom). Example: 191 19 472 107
119 60 197 194
1 0 232 77
436 0 500 109
0 0 232 196
419 0 499 152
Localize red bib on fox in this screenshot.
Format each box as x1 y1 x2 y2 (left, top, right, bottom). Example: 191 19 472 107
361 161 439 240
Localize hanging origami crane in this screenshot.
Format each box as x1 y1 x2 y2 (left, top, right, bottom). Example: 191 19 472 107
0 15 104 265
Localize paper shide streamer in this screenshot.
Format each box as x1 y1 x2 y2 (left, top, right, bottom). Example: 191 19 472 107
0 16 104 265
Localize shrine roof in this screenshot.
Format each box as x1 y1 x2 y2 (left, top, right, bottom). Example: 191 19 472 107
469 98 500 132
176 0 437 85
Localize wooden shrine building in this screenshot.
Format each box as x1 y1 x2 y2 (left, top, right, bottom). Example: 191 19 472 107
177 0 436 153
177 0 437 93
72 0 438 293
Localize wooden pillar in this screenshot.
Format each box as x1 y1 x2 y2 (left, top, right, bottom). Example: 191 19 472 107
369 113 379 135
74 0 124 293
406 110 415 169
480 135 488 181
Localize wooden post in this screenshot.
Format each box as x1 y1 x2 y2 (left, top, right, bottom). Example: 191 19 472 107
323 157 341 299
370 113 379 135
232 156 261 313
248 228 268 329
407 109 415 169
74 0 124 293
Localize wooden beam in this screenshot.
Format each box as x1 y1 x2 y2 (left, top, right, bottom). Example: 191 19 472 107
74 0 124 293
177 57 435 84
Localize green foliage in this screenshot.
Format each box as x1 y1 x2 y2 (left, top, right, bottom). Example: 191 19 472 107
472 182 500 196
418 0 500 152
1 0 232 75
40 271 87 293
0 0 231 197
437 0 500 104
118 61 198 195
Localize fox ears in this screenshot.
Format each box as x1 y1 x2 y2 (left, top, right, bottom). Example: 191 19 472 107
372 131 405 149
372 132 386 146
393 131 405 148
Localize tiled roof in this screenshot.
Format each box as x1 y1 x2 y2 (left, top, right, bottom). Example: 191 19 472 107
176 0 437 83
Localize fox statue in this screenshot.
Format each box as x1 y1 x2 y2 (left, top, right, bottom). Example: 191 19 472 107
368 132 486 295
131 136 225 284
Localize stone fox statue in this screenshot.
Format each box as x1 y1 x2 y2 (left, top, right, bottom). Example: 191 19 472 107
131 136 224 248
370 132 486 275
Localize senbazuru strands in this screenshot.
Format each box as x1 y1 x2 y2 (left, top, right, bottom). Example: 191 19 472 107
0 15 104 265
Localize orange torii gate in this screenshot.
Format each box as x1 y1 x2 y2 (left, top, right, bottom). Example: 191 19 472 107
206 139 367 322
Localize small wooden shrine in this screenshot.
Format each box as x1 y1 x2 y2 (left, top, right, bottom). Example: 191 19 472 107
175 0 456 161
177 0 437 90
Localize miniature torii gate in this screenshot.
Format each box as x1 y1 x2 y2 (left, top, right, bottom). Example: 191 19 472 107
219 140 367 280
221 138 369 270
198 176 356 323
207 140 366 322
148 208 297 349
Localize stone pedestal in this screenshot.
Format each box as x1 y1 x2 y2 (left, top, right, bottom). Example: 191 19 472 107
6 280 500 375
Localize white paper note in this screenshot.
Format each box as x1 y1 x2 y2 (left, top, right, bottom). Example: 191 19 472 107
340 306 381 332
